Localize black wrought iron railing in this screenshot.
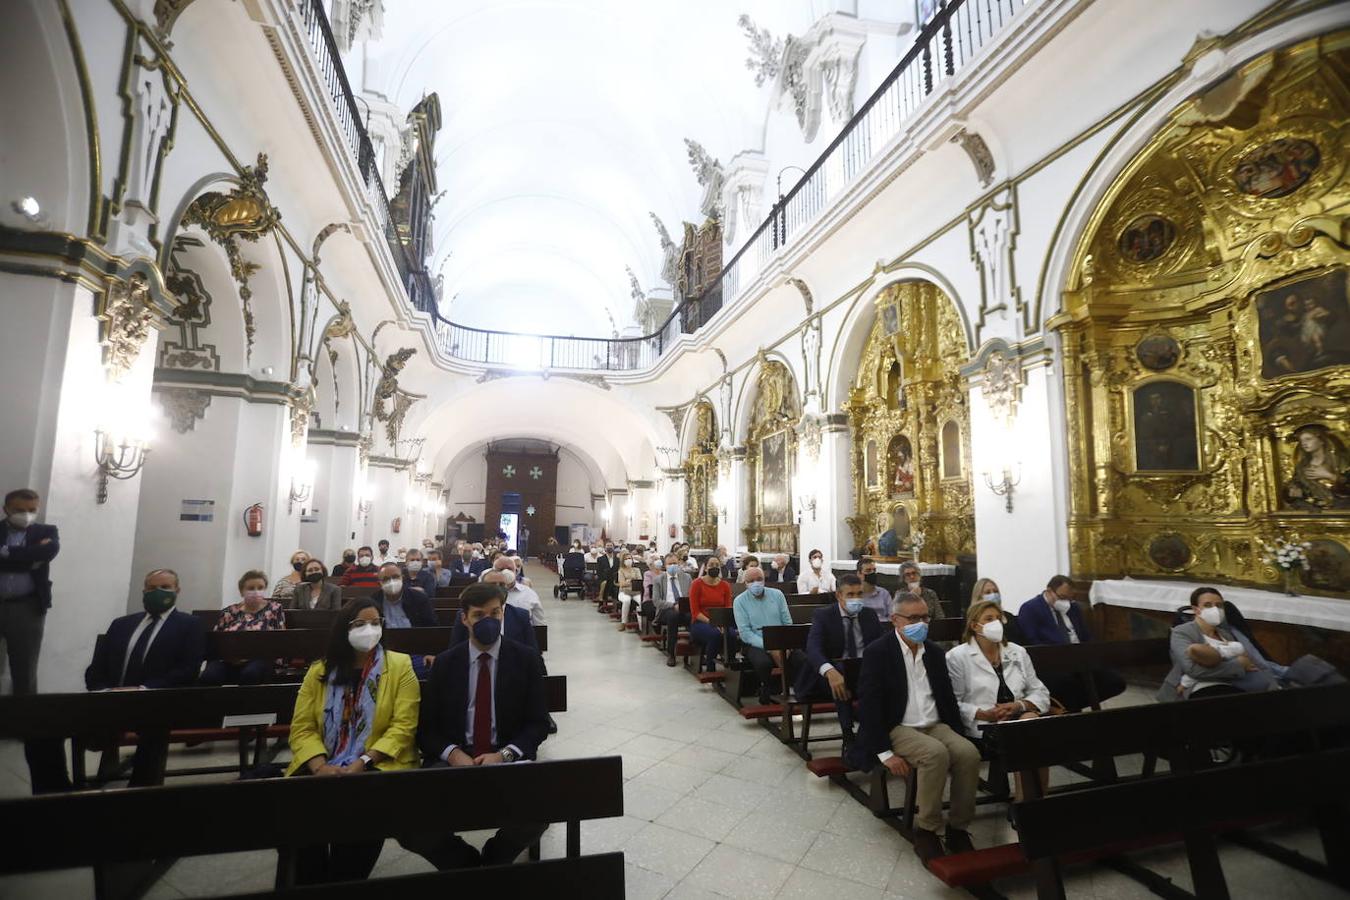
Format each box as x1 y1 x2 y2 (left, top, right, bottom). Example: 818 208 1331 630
297 0 1025 371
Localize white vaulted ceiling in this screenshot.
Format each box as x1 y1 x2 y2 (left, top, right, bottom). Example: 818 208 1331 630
365 0 826 337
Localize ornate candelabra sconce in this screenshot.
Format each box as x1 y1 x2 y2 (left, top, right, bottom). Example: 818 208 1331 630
94 429 150 504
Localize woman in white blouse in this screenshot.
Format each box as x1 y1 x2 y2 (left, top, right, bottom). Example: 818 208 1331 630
946 599 1050 801
796 548 836 595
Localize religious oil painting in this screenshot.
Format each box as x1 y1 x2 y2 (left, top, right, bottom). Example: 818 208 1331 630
760 430 790 525
881 303 900 336
1148 534 1191 571
1300 540 1350 593
1117 214 1176 263
889 434 915 496
1284 425 1350 511
1135 333 1181 371
864 439 879 489
1256 268 1350 379
1132 381 1199 472
1233 137 1320 198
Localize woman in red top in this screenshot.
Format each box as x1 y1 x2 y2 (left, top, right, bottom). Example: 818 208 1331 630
688 556 735 673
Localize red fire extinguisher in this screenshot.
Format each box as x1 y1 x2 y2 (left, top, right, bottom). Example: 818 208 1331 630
244 503 264 537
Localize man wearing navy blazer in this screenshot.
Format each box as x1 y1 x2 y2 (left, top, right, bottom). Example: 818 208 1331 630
794 575 882 752
370 563 437 627
857 591 979 862
408 584 549 869
1015 574 1126 711
85 568 206 786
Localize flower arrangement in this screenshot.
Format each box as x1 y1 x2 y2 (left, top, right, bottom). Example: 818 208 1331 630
1261 537 1310 571
910 529 926 561
1261 536 1311 595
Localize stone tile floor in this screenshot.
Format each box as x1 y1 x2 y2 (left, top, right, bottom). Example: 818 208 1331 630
0 565 1343 898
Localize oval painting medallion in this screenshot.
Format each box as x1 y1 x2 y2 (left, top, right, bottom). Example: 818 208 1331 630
1117 215 1176 263
1233 138 1320 199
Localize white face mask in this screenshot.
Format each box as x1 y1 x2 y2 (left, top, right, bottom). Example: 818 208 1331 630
348 623 382 651
472 550 482 559
242 589 267 605
1053 598 1072 614
1198 605 1224 627
358 555 373 566
810 557 822 570
381 579 403 597
6 511 36 529
979 620 1005 643
406 560 423 573
984 592 1001 605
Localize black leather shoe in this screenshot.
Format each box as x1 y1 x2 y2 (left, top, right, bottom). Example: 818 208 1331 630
944 828 976 854
913 827 943 864
665 657 677 667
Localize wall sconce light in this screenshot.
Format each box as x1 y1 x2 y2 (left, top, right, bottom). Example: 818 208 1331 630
94 428 150 504
712 486 728 523
289 458 316 514
982 464 1022 513
792 476 816 523
358 484 375 520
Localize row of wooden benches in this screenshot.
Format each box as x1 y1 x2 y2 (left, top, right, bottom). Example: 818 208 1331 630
602 589 1350 898
188 611 548 653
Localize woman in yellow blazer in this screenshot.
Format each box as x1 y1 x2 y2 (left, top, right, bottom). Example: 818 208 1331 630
287 597 420 884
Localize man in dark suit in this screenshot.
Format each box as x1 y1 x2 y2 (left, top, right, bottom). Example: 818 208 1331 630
403 548 437 596
794 575 882 754
407 584 549 868
1015 574 1126 711
594 544 619 605
1 487 68 793
764 553 797 588
649 555 692 666
85 568 207 786
858 592 979 863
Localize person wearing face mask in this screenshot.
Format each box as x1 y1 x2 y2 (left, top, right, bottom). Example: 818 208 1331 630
403 585 548 869
858 593 980 863
764 553 796 587
946 600 1049 802
288 557 342 611
201 570 287 686
796 548 836 595
1 488 66 794
688 557 734 674
1158 587 1286 702
970 578 1024 643
652 554 693 664
287 598 420 884
271 549 311 603
715 545 737 582
452 574 541 657
402 549 436 597
615 554 641 631
733 566 793 705
486 558 545 626
595 544 619 609
899 561 944 619
85 569 207 786
427 550 453 588
340 546 382 589
330 549 357 578
795 575 883 756
856 559 893 622
1016 575 1126 711
371 563 437 630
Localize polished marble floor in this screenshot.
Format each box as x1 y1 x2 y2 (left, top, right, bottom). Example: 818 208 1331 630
0 565 1344 899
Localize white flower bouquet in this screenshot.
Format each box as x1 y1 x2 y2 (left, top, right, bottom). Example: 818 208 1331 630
1260 538 1310 572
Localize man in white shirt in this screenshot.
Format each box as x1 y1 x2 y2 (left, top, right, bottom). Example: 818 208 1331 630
651 554 692 666
483 559 545 625
796 548 837 594
857 594 980 863
374 540 393 567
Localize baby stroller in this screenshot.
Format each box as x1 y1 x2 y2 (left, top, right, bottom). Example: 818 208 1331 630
555 551 588 600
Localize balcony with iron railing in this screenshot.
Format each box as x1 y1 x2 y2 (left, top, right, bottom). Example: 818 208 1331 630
296 0 1026 373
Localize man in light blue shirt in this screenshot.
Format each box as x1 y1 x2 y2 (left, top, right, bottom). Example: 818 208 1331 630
733 566 792 706
858 558 892 622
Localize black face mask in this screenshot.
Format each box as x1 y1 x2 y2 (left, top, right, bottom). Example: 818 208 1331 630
303 572 324 584
863 572 878 586
343 554 356 563
292 560 306 573
706 566 723 580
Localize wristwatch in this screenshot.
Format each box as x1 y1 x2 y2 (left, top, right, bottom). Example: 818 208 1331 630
359 753 374 769
500 746 520 763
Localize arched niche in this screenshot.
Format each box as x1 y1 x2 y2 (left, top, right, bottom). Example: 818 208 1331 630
743 352 801 554
1054 31 1350 596
845 280 974 563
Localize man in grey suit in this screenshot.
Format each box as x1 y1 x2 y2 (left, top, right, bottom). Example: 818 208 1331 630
649 555 692 667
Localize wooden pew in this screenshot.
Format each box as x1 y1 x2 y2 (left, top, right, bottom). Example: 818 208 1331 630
972 684 1350 898
782 591 834 606
214 854 626 899
0 757 625 899
1025 638 1171 712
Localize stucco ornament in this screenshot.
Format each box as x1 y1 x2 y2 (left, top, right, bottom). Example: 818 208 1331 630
97 274 157 382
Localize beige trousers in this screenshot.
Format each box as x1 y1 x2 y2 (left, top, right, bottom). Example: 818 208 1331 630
887 721 981 833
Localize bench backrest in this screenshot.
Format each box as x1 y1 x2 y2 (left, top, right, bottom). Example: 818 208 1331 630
0 757 623 875
1024 637 1170 675
987 682 1350 772
783 592 834 606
